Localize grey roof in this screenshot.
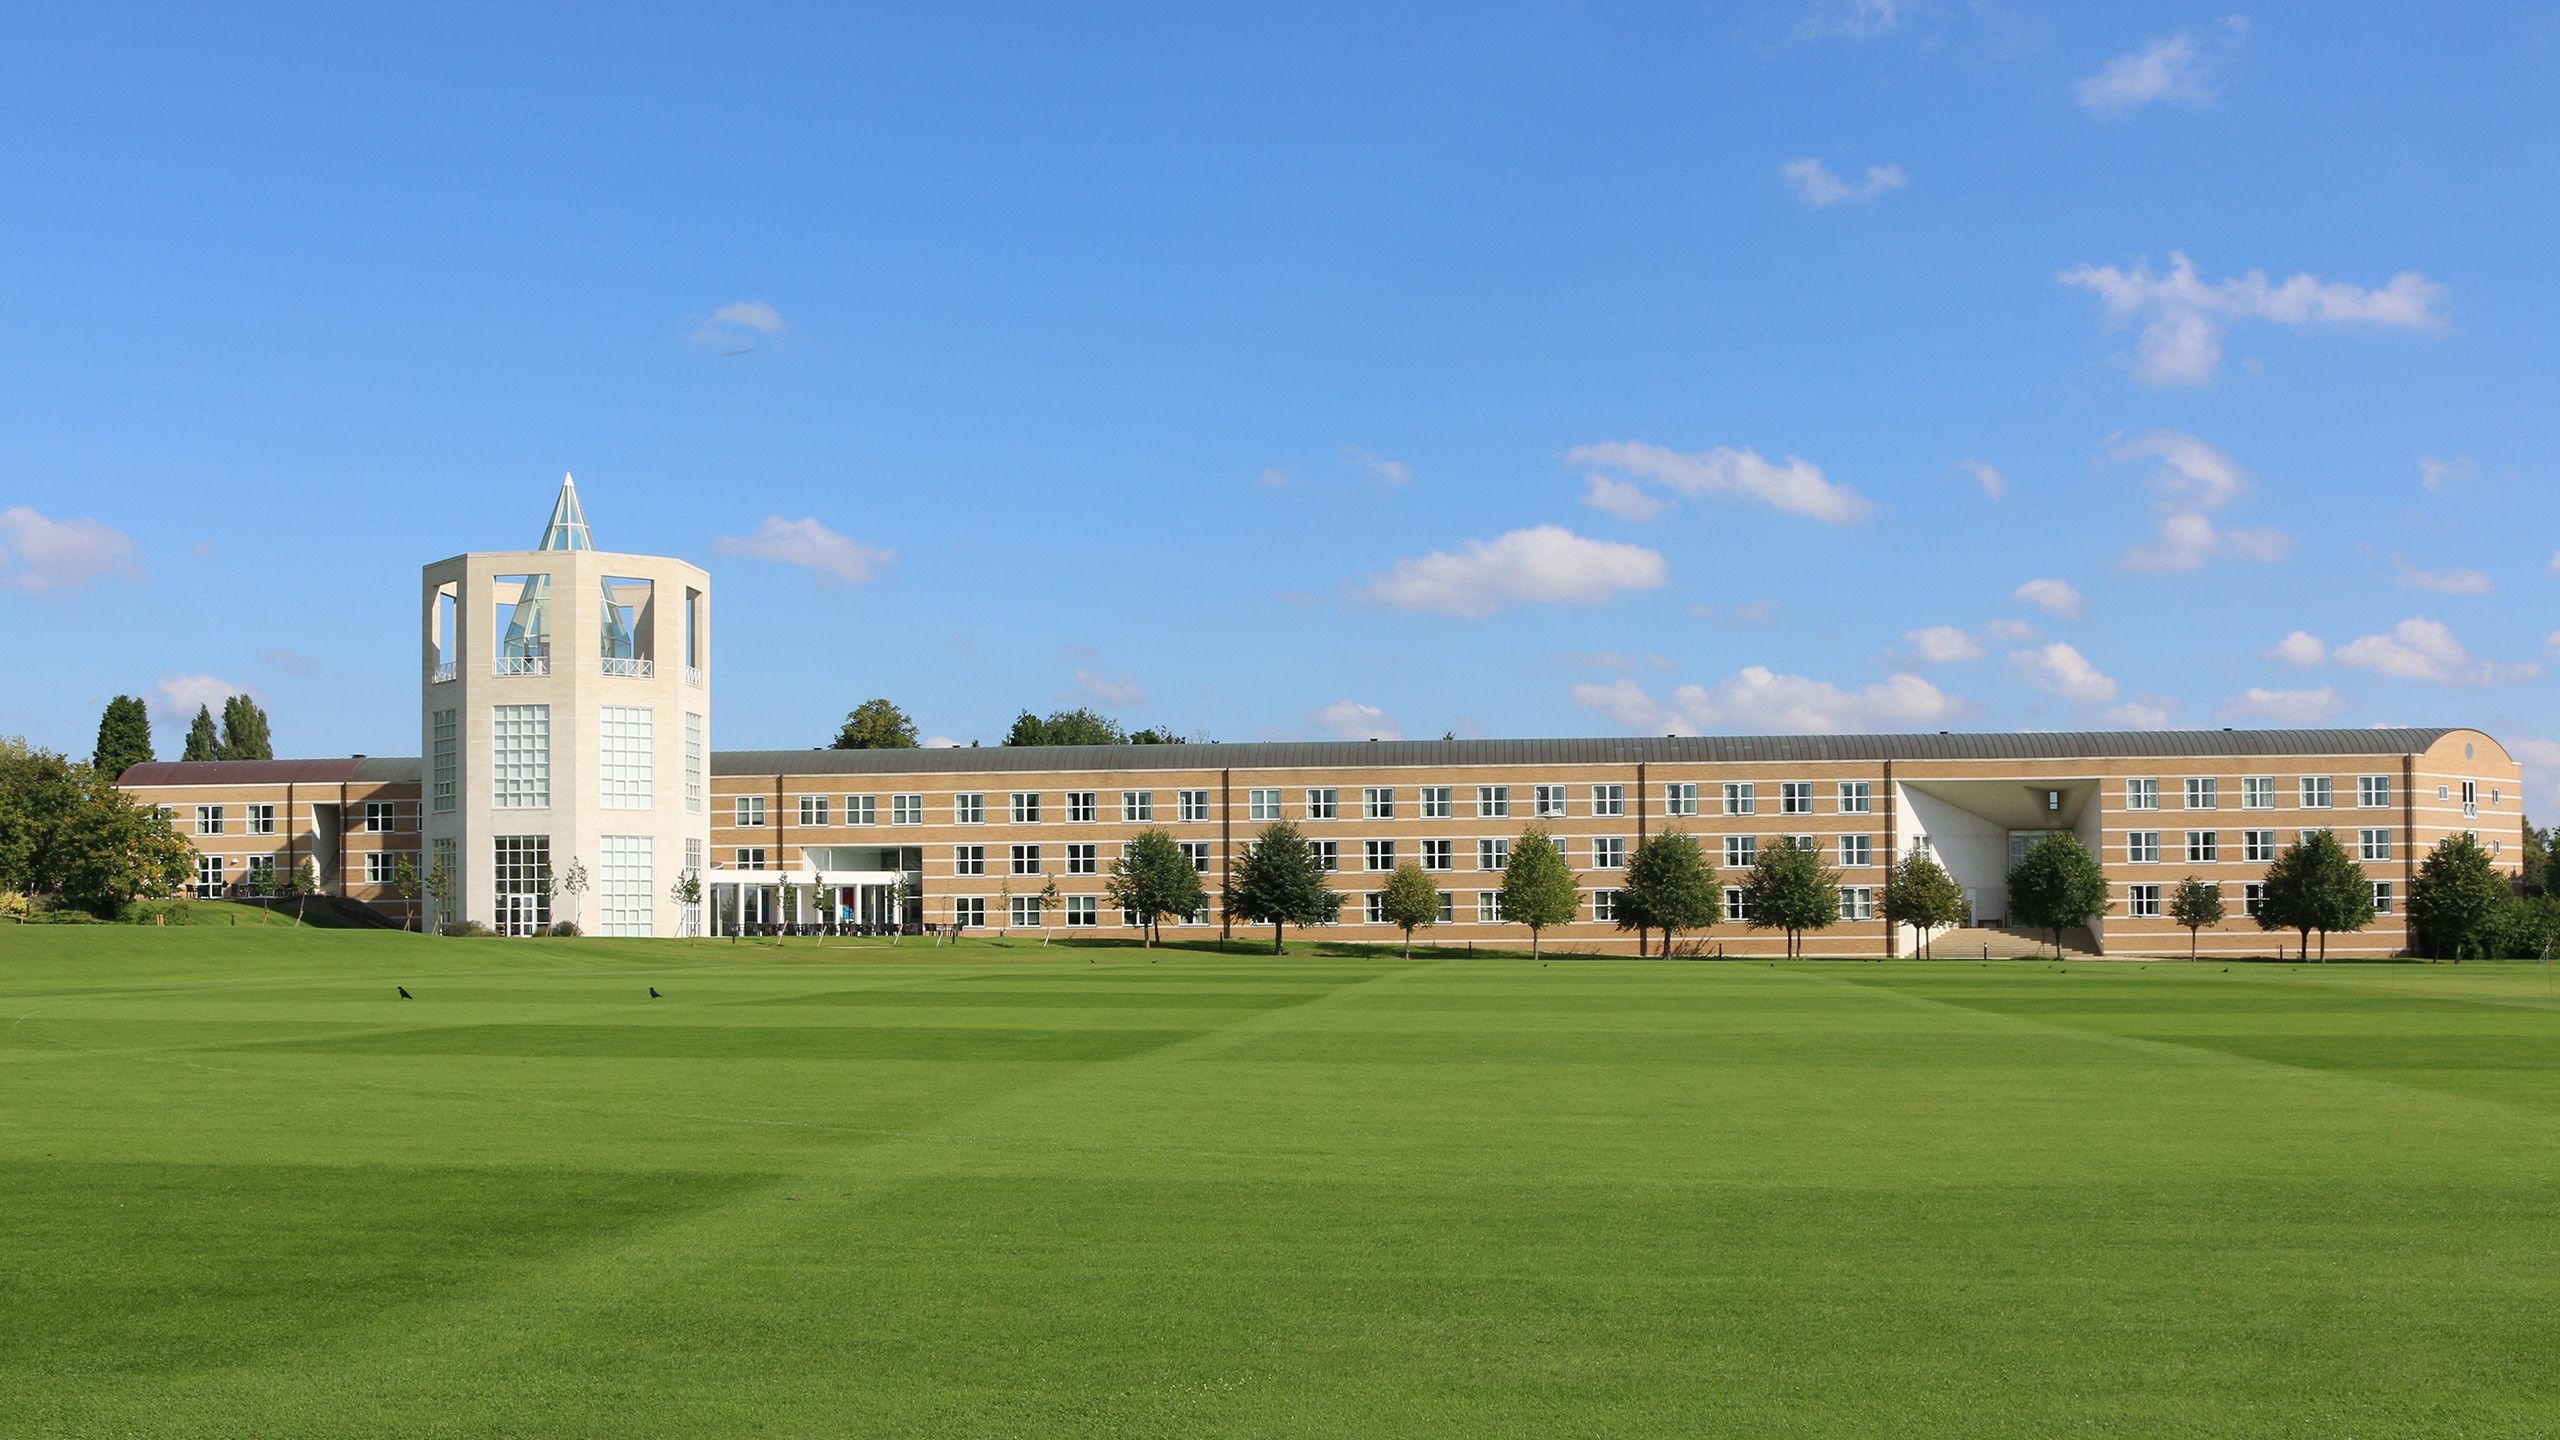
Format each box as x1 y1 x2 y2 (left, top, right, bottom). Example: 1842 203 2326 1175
120 756 426 786
712 728 2460 777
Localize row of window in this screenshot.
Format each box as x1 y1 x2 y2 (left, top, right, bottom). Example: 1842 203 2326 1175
733 833 1886 875
429 705 704 815
2119 828 2399 864
189 802 411 836
188 850 410 892
736 781 1890 829
940 884 1891 931
2123 880 2395 918
2122 775 2493 816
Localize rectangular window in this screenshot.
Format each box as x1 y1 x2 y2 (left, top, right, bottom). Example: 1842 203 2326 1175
492 704 551 809
1066 791 1096 823
2372 881 2394 915
2243 776 2275 810
736 846 767 868
1533 784 1568 818
1012 792 1043 824
363 801 397 833
1724 887 1750 923
1789 834 1817 856
2127 884 2161 918
954 845 985 876
1722 782 1756 816
1066 843 1097 876
1363 891 1388 925
1249 788 1281 821
1179 789 1211 822
1591 784 1625 817
600 705 652 810
1477 891 1504 923
1593 889 1620 923
1723 835 1757 870
1592 836 1627 870
2243 882 2265 917
246 803 276 835
684 712 703 813
1065 895 1096 926
2128 831 2160 864
1179 841 1210 874
940 792 977 825
1122 790 1154 822
1838 834 1873 868
844 794 876 825
1780 781 1814 815
2185 777 2218 810
1477 785 1510 818
2462 780 2478 819
195 804 224 835
892 794 924 825
1839 886 1874 922
1363 786 1396 820
2359 828 2393 862
952 897 985 929
431 708 458 813
364 852 397 884
1421 786 1453 819
429 838 457 926
2186 831 2218 863
1838 781 1873 814
1475 838 1508 871
735 795 765 827
1311 840 1339 873
493 834 551 934
2300 777 2333 809
1654 782 1694 817
1422 839 1453 871
1306 787 1339 821
600 834 652 938
1365 839 1395 871
1010 844 1042 875
1010 895 1043 929
2244 829 2277 862
1436 890 1455 923
2358 775 2393 809
244 854 277 889
797 794 829 827
2126 778 2159 811
195 853 225 895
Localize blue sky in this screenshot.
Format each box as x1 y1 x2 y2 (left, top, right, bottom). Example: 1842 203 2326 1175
3 3 2554 804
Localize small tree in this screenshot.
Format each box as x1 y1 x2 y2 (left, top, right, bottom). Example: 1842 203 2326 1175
1882 850 1967 958
1224 822 1341 955
182 705 221 762
2169 876 2224 959
668 868 702 937
1500 829 1581 958
1035 875 1059 945
92 695 155 781
1621 831 1717 957
1378 861 1441 959
808 870 832 935
832 699 920 750
2008 833 2107 958
2408 833 2509 961
391 854 422 931
1740 836 1840 959
557 855 590 931
2258 830 2374 961
1106 828 1207 946
282 857 320 927
427 857 457 934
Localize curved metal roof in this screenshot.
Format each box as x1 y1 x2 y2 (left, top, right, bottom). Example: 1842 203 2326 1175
118 756 425 786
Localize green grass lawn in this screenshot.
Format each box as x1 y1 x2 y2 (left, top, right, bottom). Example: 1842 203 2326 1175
4 928 2557 1437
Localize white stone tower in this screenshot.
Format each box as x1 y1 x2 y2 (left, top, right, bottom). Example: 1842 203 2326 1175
418 476 712 935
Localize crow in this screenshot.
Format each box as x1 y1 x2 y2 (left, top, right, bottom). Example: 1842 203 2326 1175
649 986 662 999
397 985 412 999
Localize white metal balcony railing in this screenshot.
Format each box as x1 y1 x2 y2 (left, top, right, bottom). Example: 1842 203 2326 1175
431 662 456 683
492 656 551 678
601 656 656 679
685 665 704 688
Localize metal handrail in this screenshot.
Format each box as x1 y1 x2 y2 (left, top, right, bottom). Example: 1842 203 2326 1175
493 656 550 677
431 662 456 683
601 656 655 679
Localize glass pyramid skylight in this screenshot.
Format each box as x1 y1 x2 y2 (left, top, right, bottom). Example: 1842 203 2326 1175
538 473 595 551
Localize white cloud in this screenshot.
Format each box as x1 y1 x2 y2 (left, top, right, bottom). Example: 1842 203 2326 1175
1312 700 1403 742
2392 557 2494 595
1904 625 1985 664
691 300 788 347
2012 578 2084 618
713 516 893 585
2076 25 2239 116
1794 0 1905 41
923 735 962 749
1363 525 1666 618
1568 440 1872 524
2418 455 2472 495
2510 737 2560 812
2216 686 2346 724
2111 430 2247 510
2261 631 2327 667
1255 467 1299 489
1782 158 1906 207
1984 618 2037 643
152 673 255 725
1692 599 1781 629
2103 701 2174 730
1062 669 1147 709
0 507 142 594
2059 251 2446 386
1350 450 1410 492
1572 667 1964 736
1957 458 2005 501
2335 617 2539 686
2120 511 2290 572
2010 642 2118 704
1581 473 1666 522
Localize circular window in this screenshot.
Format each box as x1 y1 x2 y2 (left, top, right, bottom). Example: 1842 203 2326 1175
2465 742 2475 759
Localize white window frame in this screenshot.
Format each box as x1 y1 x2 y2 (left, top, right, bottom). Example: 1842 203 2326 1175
1305 787 1339 821
1012 791 1042 824
1066 791 1097 824
1010 844 1041 876
2357 775 2392 809
2126 778 2160 811
2127 831 2160 864
1122 790 1154 822
892 793 924 825
1421 786 1453 819
2244 828 2277 863
1838 834 1872 868
1065 843 1097 876
954 793 985 825
1838 781 1872 815
1364 839 1394 871
1476 891 1504 923
2300 776 2334 809
1421 839 1453 872
1179 789 1211 822
2359 828 2392 862
2242 776 2275 810
1779 781 1814 815
1722 782 1756 816
1592 836 1626 870
1249 788 1281 822
1363 786 1395 820
2127 884 2161 918
2185 831 2217 863
797 794 829 827
1723 835 1756 870
845 794 876 826
735 794 765 827
1476 837 1508 871
1477 785 1510 819
1591 783 1625 817
492 704 551 810
954 845 985 877
1665 782 1698 817
2184 777 2217 810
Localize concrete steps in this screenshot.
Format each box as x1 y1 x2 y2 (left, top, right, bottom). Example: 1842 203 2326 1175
1917 925 2103 961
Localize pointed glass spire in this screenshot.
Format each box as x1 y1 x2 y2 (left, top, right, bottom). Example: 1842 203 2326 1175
537 473 595 551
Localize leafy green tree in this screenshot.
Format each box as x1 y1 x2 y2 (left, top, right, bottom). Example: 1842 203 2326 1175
2008 833 2108 959
2169 876 2224 959
217 695 274 761
2408 833 2510 961
1004 707 1128 747
1740 836 1841 959
1224 822 1341 955
1378 861 1441 958
2257 830 2374 962
2517 819 2550 897
52 771 191 919
391 854 421 931
1498 828 1581 958
832 699 920 750
1621 831 1717 957
91 696 154 780
667 867 701 937
1128 728 1189 745
281 857 321 927
1882 850 1967 958
1106 828 1207 945
182 705 221 762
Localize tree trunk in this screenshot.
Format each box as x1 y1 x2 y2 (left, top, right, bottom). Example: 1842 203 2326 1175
1403 926 1413 960
1272 921 1283 956
2190 927 2197 959
1531 928 1541 959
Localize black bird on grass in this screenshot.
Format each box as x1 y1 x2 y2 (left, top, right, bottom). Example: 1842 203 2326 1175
649 986 662 998
396 986 412 999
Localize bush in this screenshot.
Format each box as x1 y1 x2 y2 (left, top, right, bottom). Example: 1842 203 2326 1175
121 897 194 926
441 920 492 937
546 920 582 938
0 890 28 921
